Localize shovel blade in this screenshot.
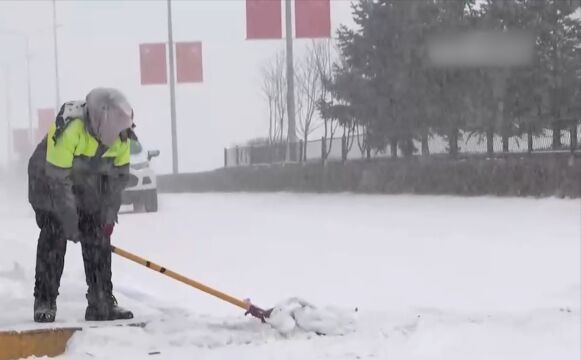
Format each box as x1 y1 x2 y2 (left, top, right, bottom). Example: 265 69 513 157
245 304 273 323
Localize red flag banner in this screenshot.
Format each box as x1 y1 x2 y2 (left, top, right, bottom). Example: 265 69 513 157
295 0 331 38
176 42 203 83
139 43 167 85
246 0 282 39
37 108 55 142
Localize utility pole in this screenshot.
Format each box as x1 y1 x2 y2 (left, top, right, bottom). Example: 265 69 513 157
52 0 61 109
0 29 34 148
284 0 297 158
167 0 179 174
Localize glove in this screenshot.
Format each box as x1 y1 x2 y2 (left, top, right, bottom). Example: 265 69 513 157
102 223 115 237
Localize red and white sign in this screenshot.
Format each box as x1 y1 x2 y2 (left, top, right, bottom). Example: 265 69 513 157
295 0 331 38
246 0 283 39
176 42 203 83
139 43 168 85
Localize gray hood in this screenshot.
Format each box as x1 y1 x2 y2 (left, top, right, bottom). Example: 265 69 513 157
85 88 134 147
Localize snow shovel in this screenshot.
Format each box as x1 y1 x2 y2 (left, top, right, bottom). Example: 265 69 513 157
110 245 273 322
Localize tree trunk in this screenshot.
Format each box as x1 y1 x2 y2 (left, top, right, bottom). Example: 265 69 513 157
502 131 509 153
390 137 398 158
303 134 308 161
321 136 326 163
299 140 304 162
486 126 494 155
527 124 533 153
449 127 458 157
341 134 347 161
402 136 414 157
268 98 273 143
280 115 284 143
421 132 429 156
570 125 578 152
552 122 562 149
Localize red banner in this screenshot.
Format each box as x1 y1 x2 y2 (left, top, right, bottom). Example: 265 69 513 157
37 108 55 142
139 43 167 85
246 0 282 39
295 0 331 38
176 42 203 83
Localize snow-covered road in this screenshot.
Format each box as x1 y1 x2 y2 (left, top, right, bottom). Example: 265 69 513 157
0 183 579 359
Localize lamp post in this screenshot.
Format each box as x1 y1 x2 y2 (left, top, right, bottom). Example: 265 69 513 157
284 0 296 145
0 29 34 148
167 0 179 174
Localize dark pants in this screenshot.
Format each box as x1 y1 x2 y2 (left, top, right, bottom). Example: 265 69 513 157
34 210 113 306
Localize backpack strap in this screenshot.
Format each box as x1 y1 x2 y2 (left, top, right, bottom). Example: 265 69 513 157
52 101 86 144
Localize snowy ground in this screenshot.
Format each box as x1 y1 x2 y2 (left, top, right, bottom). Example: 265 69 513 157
0 179 579 359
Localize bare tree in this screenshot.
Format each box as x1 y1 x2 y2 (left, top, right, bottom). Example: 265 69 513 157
295 41 328 161
261 50 287 144
261 41 338 163
356 124 371 159
312 40 339 162
341 120 357 161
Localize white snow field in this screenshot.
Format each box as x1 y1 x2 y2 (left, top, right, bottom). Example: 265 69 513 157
0 182 579 359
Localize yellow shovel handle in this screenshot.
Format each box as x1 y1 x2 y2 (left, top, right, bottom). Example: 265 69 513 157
111 245 249 311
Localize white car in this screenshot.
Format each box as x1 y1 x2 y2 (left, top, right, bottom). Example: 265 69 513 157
122 140 160 212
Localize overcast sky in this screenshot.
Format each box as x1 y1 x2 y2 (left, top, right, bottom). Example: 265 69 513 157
0 0 355 173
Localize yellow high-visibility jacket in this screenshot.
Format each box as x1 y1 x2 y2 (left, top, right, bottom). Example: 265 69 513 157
28 117 131 239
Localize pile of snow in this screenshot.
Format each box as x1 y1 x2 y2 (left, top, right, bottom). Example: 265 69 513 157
266 297 357 336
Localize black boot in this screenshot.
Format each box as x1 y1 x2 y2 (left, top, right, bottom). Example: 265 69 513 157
34 298 57 323
80 213 132 321
85 296 133 321
33 211 66 324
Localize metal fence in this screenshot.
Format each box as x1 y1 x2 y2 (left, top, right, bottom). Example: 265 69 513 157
224 126 581 167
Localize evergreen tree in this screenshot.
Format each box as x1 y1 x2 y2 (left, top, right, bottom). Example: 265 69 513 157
325 0 580 155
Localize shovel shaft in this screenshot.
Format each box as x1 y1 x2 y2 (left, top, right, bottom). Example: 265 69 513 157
111 245 249 311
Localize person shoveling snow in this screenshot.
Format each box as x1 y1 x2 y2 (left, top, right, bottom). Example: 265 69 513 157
28 88 136 323
27 99 355 333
